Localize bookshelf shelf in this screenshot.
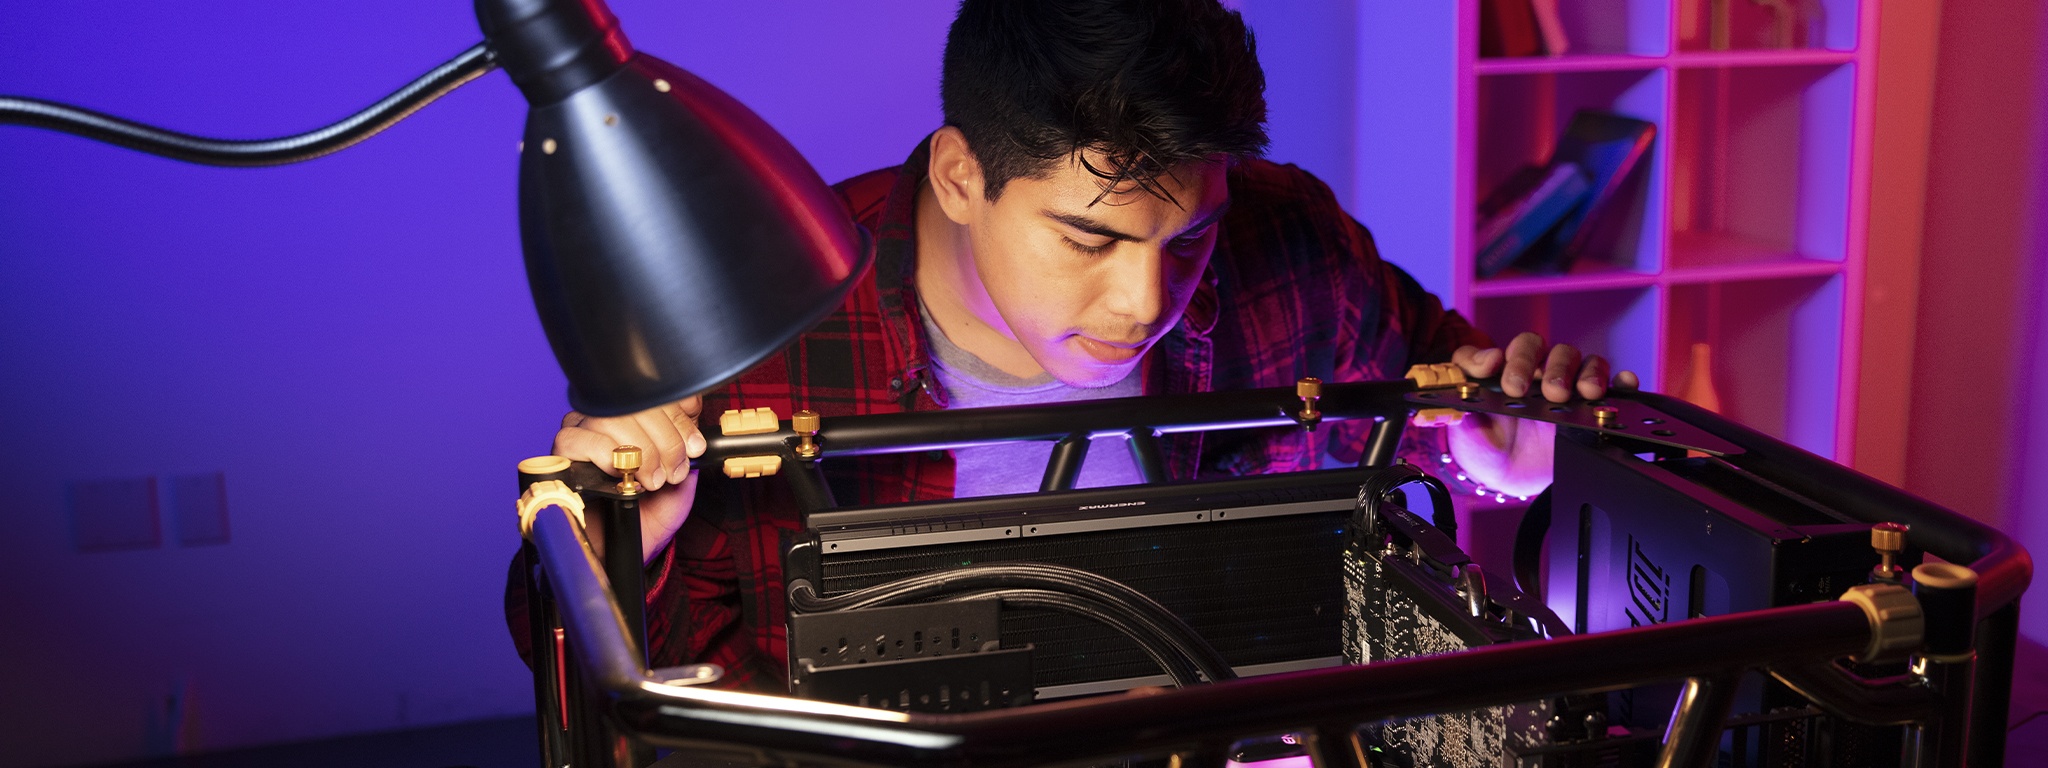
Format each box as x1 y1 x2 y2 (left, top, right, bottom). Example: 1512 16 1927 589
1357 0 1873 459
1664 258 1842 286
1476 54 1665 75
1473 269 1658 298
1671 49 1856 68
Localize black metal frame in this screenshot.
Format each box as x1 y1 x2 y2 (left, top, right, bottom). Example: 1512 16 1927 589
518 380 2030 767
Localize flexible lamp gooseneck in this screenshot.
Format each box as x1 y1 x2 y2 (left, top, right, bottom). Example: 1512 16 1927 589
0 0 872 416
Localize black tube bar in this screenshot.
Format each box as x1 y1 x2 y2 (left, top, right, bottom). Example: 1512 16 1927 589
1126 428 1168 483
595 496 648 652
609 601 1873 767
1656 674 1741 768
787 458 837 514
1359 417 1402 468
1969 603 2019 768
701 380 1418 461
1040 433 1089 492
529 506 647 694
1765 663 1943 726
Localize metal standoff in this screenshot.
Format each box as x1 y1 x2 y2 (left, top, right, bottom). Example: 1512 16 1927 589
612 445 644 495
792 410 822 459
1456 381 1482 401
1871 522 1909 584
1297 377 1323 423
1592 405 1619 428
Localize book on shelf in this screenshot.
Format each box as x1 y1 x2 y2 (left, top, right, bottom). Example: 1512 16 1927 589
1528 0 1571 55
1475 162 1591 278
1527 111 1657 273
1480 0 1543 57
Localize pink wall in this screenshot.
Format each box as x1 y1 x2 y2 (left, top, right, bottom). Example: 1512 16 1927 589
1905 0 2047 641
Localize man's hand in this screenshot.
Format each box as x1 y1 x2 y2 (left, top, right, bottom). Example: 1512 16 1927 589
552 397 707 564
1439 333 1638 498
1450 332 1639 402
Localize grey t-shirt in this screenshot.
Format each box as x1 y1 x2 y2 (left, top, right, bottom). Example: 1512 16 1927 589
920 307 1143 498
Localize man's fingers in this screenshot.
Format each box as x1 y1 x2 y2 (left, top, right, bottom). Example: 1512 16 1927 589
678 395 704 419
556 419 668 491
553 426 628 476
630 410 690 488
1540 344 1582 403
1576 355 1611 400
1614 370 1641 391
1500 332 1546 397
1451 345 1506 379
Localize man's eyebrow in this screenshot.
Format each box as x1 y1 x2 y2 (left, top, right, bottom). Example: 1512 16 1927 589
1041 199 1233 242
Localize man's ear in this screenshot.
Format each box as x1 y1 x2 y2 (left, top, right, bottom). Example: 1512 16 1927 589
927 126 984 226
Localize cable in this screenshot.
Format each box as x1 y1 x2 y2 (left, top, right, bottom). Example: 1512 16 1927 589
1356 461 1456 537
942 589 1203 687
0 42 496 167
792 562 1232 681
789 563 1235 684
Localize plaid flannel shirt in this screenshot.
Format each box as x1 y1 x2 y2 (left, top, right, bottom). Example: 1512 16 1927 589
507 137 1488 690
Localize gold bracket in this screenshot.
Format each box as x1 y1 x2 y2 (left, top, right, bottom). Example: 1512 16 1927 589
723 455 783 479
719 407 780 436
1404 364 1469 427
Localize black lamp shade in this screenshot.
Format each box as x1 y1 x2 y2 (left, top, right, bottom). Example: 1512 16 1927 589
482 0 872 416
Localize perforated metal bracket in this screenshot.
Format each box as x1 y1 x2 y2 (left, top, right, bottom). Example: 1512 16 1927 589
1405 386 1745 456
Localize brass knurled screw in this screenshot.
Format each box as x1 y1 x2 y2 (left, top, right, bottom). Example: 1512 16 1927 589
792 410 822 460
1871 522 1909 583
613 445 644 495
1297 377 1323 422
1592 405 1620 428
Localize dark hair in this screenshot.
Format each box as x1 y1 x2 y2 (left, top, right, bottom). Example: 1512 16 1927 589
940 0 1268 203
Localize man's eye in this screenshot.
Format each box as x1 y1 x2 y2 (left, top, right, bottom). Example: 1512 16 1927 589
1063 237 1113 255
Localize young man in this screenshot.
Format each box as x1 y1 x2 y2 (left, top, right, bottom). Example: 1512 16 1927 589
513 0 1624 688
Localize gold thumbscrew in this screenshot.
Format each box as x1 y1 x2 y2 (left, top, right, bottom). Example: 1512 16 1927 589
1457 381 1482 401
792 410 822 460
1592 405 1619 428
1297 377 1323 422
1871 522 1909 583
613 445 644 495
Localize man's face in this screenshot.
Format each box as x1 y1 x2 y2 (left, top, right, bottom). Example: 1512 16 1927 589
955 152 1230 388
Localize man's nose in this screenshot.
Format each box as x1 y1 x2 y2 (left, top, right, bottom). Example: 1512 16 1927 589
1103 246 1169 328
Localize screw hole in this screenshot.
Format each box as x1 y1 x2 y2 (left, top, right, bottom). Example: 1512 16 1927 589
1652 429 1676 437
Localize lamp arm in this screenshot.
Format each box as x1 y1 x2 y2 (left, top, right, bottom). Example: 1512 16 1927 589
0 42 496 167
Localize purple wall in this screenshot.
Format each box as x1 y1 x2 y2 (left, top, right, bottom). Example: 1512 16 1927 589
0 2 1359 764
1904 0 2048 645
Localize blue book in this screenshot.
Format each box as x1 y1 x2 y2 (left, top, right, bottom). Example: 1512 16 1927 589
1531 111 1658 273
1476 161 1591 277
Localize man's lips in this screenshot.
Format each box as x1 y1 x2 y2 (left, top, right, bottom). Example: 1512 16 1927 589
1073 335 1146 363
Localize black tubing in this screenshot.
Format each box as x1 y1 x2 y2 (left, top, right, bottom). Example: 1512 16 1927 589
789 563 1236 684
0 43 495 167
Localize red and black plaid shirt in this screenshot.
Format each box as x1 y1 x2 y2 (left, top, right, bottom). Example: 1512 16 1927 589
508 137 1488 690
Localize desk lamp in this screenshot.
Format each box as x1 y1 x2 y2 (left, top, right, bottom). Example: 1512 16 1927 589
0 0 872 415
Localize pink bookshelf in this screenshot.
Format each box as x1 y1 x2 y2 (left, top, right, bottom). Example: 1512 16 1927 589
1356 0 1873 460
